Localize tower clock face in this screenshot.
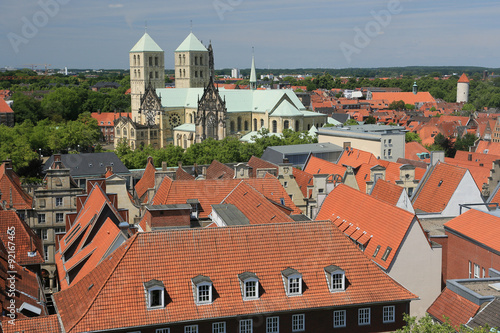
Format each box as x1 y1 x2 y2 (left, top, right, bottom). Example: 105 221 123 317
169 113 181 127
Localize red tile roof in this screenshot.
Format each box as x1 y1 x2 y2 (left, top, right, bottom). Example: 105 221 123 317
444 209 500 253
53 222 416 333
412 162 468 213
2 314 61 333
0 210 44 265
427 287 479 329
205 160 234 179
0 98 13 113
152 178 302 218
458 73 470 83
134 157 156 202
221 181 294 224
292 167 313 198
304 155 346 176
370 179 404 207
454 150 500 167
176 167 195 180
405 142 430 162
91 112 130 126
475 141 500 155
371 92 436 105
337 148 378 169
0 162 33 210
316 184 417 270
247 156 278 177
444 157 491 189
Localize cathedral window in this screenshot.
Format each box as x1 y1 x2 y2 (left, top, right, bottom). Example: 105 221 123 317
254 119 257 131
295 120 300 131
155 56 159 66
149 56 153 66
272 120 277 133
138 70 141 78
179 69 182 78
260 119 264 129
183 135 187 148
230 121 235 133
195 71 198 78
237 117 242 132
200 71 203 78
307 124 310 130
155 72 159 79
183 69 186 77
284 120 289 130
190 114 193 123
244 121 249 131
137 55 140 65
150 72 153 79
133 55 136 66
200 56 203 66
134 70 137 78
183 54 186 65
179 54 182 65
195 56 198 65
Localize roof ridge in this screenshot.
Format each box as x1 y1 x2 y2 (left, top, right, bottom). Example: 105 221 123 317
66 234 138 332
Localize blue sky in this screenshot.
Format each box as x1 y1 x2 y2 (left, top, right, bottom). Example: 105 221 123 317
1 0 499 70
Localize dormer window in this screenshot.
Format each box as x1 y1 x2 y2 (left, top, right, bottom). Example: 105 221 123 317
324 265 345 292
144 279 165 309
282 268 302 296
192 275 213 305
238 272 259 300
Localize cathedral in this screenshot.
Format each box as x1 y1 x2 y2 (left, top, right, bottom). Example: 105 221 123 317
114 32 327 150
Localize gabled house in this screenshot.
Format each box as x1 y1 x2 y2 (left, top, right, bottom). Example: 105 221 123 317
316 184 442 317
412 161 486 218
55 182 131 290
134 156 157 204
52 221 416 333
370 179 415 214
0 160 33 212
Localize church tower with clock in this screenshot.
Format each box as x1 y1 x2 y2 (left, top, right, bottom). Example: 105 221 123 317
129 32 165 124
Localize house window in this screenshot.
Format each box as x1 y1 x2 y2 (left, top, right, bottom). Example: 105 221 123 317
383 305 395 323
474 264 480 278
239 272 259 300
284 120 289 129
272 120 277 133
42 229 48 240
483 268 486 278
193 275 213 304
292 314 305 332
245 280 257 299
468 261 472 278
266 317 279 333
156 329 170 333
38 214 46 224
56 197 63 206
260 119 264 128
331 273 345 291
43 245 49 261
388 149 392 156
212 322 225 333
184 325 198 333
144 280 165 309
55 227 65 233
239 319 252 333
325 265 345 292
56 213 64 223
358 308 371 326
39 199 46 208
333 310 346 328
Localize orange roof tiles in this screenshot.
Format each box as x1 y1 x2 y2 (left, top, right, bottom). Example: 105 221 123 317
205 160 234 180
370 179 404 207
304 155 346 176
476 141 500 155
2 314 62 333
444 209 500 253
371 92 436 105
454 150 500 167
0 162 33 210
134 157 156 202
292 167 313 198
405 142 430 162
316 184 417 270
427 287 479 329
247 156 278 177
443 157 491 189
458 73 470 83
221 181 294 224
0 211 44 265
337 148 378 169
176 167 195 180
0 98 13 113
412 162 468 213
53 222 415 333
91 112 130 126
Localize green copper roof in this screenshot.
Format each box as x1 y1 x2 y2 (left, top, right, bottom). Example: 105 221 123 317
130 33 163 53
175 33 207 52
270 99 303 117
173 123 195 132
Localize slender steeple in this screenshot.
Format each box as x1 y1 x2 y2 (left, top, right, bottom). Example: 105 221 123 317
250 47 256 90
412 81 418 95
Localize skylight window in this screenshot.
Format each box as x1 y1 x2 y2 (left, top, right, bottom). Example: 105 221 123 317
381 247 392 261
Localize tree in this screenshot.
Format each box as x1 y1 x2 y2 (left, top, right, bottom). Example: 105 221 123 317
454 133 477 151
388 100 406 110
11 93 43 123
364 116 376 124
396 313 492 333
433 133 455 157
462 103 475 112
405 132 422 143
344 119 359 126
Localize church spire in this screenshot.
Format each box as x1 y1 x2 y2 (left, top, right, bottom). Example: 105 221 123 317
208 41 215 80
250 47 256 90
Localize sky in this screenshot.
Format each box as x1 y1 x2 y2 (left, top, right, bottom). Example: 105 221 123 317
1 0 499 70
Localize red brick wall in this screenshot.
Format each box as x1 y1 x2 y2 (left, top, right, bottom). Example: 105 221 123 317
145 209 191 228
446 230 500 280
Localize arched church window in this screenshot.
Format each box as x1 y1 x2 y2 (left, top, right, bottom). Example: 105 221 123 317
244 121 249 131
149 56 153 66
190 114 193 123
179 69 182 78
254 119 257 131
138 70 141 78
183 54 186 65
200 71 203 78
237 117 242 132
284 120 289 130
131 129 135 137
123 128 127 137
195 56 198 65
272 120 277 133
183 135 187 148
295 120 300 131
230 121 235 133
133 55 136 66
179 54 182 65
195 71 198 78
260 119 264 128
134 69 137 78
183 69 185 77
307 124 310 130
137 55 140 65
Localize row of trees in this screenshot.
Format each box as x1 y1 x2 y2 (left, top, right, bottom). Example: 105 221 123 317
0 113 101 174
115 129 317 169
406 132 477 157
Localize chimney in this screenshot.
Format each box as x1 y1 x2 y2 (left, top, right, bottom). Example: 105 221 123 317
193 163 198 177
162 161 168 171
178 161 182 168
106 166 113 173
3 160 12 169
54 154 61 162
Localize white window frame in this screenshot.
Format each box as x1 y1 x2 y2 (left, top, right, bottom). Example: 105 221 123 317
38 213 46 224
292 314 305 332
197 282 212 304
184 325 198 333
330 271 345 292
42 229 48 240
147 286 164 309
333 310 346 328
288 274 302 296
383 305 395 323
474 263 480 278
358 308 371 326
43 245 49 261
156 329 170 333
266 317 279 333
469 261 472 278
55 197 63 206
239 319 252 333
212 322 226 333
243 279 258 300
56 212 64 223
